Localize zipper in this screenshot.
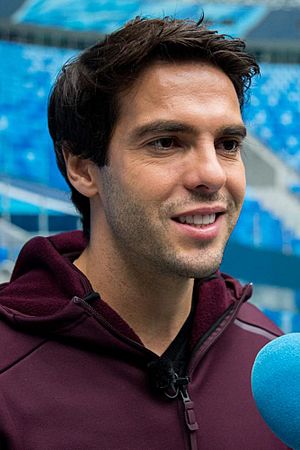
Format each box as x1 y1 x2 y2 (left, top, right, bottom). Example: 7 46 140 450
74 295 200 449
188 282 253 376
74 284 252 450
178 282 252 450
180 385 199 450
162 373 199 450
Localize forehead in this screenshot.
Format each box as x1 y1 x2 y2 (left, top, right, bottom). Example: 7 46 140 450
116 61 241 125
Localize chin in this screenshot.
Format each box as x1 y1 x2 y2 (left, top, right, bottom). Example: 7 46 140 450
187 266 220 280
165 256 222 280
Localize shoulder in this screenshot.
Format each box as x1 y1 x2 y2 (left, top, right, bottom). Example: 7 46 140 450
0 309 46 374
220 272 283 339
235 301 283 340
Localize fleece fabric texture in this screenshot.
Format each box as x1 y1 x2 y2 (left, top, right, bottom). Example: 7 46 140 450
1 231 243 348
0 231 290 450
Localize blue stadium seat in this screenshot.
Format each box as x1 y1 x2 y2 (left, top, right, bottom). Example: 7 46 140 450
231 195 298 255
289 184 300 197
244 63 300 173
0 41 75 188
0 247 8 262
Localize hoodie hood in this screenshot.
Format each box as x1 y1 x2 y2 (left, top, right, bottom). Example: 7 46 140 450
0 231 252 346
1 231 89 316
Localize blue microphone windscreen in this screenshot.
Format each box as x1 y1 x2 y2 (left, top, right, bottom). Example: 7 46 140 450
251 333 300 449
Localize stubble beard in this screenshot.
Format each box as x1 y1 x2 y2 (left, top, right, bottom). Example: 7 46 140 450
100 167 239 280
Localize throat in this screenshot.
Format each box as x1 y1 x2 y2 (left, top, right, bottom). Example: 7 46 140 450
73 244 195 355
105 280 194 356
142 332 181 357
143 288 196 357
123 282 195 356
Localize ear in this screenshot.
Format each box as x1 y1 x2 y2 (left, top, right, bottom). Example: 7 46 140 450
63 148 99 198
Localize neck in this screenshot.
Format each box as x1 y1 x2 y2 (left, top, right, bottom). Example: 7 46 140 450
74 242 194 356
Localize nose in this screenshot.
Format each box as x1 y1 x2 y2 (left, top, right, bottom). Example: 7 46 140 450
182 144 227 194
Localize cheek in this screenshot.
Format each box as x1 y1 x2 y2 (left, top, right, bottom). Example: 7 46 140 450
122 162 180 202
227 164 246 206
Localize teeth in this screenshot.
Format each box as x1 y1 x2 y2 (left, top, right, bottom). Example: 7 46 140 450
177 213 216 226
203 215 210 225
194 215 203 225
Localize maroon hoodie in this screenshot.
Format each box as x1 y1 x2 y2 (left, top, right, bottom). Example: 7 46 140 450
0 231 289 450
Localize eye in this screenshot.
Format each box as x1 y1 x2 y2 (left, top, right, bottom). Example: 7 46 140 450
216 139 242 154
148 137 179 150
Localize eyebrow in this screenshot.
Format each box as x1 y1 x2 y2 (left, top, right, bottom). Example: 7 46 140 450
130 120 198 141
129 120 247 142
217 125 247 139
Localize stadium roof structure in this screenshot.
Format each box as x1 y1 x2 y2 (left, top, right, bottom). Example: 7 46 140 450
0 0 300 62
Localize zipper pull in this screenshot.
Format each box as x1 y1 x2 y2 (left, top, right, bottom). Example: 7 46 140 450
180 386 199 450
180 387 199 432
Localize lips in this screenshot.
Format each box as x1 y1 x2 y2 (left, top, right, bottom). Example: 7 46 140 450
177 213 216 226
171 208 226 241
172 206 226 228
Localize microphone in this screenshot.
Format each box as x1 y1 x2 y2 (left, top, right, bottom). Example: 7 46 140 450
251 333 300 449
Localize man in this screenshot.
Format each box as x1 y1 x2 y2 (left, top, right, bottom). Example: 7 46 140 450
0 17 288 450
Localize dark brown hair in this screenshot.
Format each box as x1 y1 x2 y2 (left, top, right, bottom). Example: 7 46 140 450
48 16 259 238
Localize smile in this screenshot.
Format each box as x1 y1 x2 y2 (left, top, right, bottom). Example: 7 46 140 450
171 209 226 240
176 213 216 227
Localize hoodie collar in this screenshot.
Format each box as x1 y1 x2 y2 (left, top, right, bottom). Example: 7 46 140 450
0 231 252 345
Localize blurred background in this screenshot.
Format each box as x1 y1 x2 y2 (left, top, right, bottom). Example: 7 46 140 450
0 0 300 331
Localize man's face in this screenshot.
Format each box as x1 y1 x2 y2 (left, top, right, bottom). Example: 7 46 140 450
96 61 246 279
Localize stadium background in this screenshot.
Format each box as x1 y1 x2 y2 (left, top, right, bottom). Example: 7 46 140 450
1 0 300 332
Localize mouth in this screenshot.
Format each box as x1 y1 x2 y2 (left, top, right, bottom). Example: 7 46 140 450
172 212 224 228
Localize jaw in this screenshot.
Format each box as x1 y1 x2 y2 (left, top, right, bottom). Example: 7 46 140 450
156 210 238 278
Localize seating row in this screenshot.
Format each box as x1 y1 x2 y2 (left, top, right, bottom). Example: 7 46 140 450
232 197 300 255
0 41 74 189
244 63 300 172
0 247 8 262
